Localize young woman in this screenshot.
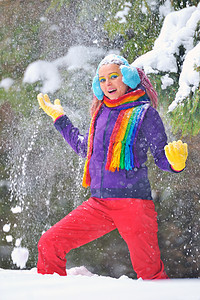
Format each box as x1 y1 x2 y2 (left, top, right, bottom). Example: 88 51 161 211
37 54 188 279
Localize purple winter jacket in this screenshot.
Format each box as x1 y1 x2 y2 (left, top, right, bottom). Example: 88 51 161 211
54 104 176 200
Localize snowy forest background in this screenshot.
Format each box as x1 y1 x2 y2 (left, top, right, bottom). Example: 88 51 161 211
0 0 199 279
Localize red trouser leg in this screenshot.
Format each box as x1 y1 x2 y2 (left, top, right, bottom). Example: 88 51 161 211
37 197 168 279
37 198 116 275
108 198 168 279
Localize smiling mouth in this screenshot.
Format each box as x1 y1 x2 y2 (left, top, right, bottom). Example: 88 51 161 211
108 89 117 94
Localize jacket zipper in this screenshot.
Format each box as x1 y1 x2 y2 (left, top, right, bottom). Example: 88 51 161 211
100 110 113 198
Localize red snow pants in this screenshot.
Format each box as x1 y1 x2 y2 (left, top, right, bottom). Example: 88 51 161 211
37 197 168 279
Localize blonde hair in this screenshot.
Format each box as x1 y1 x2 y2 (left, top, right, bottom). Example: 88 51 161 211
90 95 102 117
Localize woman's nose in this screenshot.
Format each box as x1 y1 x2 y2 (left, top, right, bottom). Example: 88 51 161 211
106 78 111 85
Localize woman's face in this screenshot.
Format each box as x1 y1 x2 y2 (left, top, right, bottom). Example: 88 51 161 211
98 64 128 100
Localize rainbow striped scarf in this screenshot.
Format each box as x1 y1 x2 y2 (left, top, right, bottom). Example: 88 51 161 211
82 89 150 188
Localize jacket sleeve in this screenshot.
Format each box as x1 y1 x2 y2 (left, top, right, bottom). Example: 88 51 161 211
143 107 181 173
54 115 88 158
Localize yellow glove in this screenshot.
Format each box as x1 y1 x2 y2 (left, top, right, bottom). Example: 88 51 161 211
164 140 188 171
37 93 64 121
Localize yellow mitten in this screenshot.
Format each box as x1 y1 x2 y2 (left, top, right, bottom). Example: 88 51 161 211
164 140 188 171
37 93 64 121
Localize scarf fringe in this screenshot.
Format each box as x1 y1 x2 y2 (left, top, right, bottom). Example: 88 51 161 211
82 158 90 188
106 108 133 172
105 110 125 171
110 142 122 172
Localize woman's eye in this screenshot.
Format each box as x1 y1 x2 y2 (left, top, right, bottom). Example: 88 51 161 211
110 75 118 79
99 78 106 83
110 73 119 79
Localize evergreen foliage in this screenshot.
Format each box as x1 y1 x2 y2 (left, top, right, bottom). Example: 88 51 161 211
104 0 162 62
0 1 43 78
170 88 200 137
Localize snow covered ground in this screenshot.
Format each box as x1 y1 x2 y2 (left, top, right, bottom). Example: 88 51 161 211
0 267 200 300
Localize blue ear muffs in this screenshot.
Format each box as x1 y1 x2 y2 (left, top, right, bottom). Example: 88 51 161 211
92 54 141 100
120 65 141 90
92 75 104 100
